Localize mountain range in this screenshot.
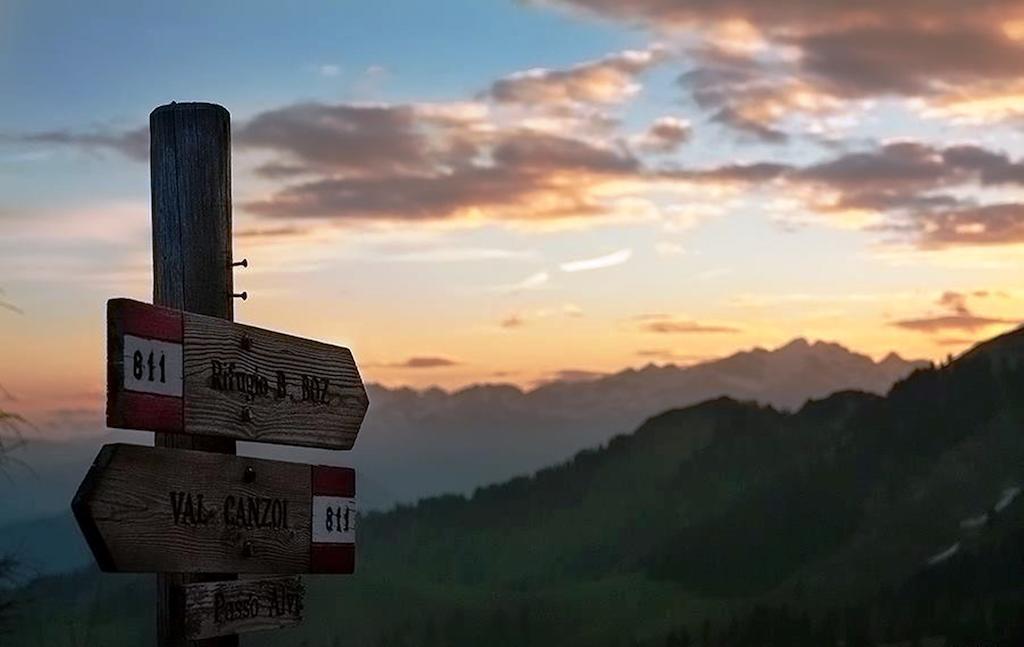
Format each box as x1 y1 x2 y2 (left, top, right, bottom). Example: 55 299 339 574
0 338 924 535
347 337 926 508
0 338 926 584
4 327 1023 645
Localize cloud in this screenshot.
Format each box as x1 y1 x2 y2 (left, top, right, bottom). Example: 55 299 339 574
382 356 461 369
500 271 550 293
237 121 1024 244
236 103 435 176
21 96 1024 248
937 291 971 316
635 116 691 153
891 288 1017 333
6 126 149 161
660 140 1024 248
637 314 740 334
0 288 22 315
914 203 1024 248
665 161 791 184
235 225 308 239
378 247 538 263
636 348 709 363
677 49 832 143
636 348 672 358
319 64 342 77
559 248 632 272
484 46 668 107
936 337 980 347
788 143 1024 245
546 369 606 382
253 162 314 179
711 106 790 143
942 145 1024 184
531 0 1015 29
891 314 1015 333
500 314 526 329
794 23 1024 98
242 113 644 223
534 2 1024 135
644 321 740 334
633 313 669 321
492 129 639 174
799 142 960 192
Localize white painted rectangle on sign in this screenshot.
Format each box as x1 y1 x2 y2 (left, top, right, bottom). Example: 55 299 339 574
311 496 356 544
123 335 183 397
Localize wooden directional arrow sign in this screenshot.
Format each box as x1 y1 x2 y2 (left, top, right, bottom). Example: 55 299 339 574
72 444 357 574
107 298 369 450
183 576 305 640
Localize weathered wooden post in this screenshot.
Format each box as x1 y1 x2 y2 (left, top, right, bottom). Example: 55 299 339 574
150 101 237 647
73 101 367 645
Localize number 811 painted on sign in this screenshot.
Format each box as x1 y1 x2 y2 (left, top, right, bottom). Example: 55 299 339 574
325 505 352 533
123 334 183 398
133 349 167 383
311 496 356 544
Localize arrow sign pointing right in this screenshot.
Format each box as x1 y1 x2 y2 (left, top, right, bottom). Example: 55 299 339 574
107 298 369 450
72 444 356 574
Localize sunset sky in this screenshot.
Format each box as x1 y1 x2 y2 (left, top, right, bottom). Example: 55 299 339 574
2 0 1023 433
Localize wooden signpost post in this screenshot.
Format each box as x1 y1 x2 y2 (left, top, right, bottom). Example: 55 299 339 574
72 102 369 645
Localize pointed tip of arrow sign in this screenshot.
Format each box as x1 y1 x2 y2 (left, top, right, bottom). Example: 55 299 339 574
72 445 119 572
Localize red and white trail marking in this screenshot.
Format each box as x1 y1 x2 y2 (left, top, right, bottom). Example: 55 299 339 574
107 298 369 450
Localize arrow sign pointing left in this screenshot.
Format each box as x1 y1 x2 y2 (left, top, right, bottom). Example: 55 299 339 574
72 444 356 574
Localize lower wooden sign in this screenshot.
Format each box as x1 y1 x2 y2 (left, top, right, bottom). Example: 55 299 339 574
72 444 356 574
183 576 305 640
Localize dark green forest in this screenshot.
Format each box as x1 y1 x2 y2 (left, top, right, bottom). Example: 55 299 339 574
6 326 1024 646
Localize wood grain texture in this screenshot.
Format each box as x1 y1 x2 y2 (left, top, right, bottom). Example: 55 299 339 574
74 444 312 573
150 102 233 320
183 312 368 449
106 298 370 449
182 576 304 640
150 101 236 647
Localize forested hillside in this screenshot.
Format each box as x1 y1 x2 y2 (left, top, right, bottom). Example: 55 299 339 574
6 328 1024 646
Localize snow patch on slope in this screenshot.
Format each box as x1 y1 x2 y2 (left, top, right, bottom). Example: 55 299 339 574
995 486 1021 513
927 542 960 565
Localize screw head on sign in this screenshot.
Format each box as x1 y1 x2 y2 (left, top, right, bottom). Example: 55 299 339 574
244 466 256 483
240 407 252 423
242 541 254 558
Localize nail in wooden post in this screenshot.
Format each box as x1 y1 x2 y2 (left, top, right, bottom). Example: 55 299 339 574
150 101 238 647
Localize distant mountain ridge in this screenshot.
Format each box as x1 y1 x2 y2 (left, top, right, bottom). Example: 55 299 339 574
355 338 928 507
0 338 928 533
375 337 922 409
